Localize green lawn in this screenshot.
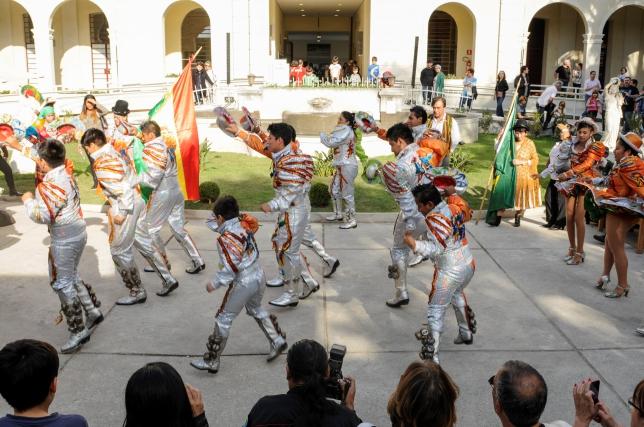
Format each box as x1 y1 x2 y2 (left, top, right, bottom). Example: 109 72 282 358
1 134 556 212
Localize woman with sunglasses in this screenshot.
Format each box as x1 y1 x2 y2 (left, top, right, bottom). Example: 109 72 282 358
572 378 644 427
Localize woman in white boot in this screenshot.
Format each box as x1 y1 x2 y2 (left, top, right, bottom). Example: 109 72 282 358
321 111 359 229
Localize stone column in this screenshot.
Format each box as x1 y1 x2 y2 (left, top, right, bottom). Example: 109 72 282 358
582 33 603 82
32 25 56 91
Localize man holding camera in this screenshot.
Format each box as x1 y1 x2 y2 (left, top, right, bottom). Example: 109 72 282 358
246 339 364 427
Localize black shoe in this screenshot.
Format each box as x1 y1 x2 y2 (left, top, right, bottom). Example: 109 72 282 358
9 190 23 197
513 214 521 227
593 234 605 244
542 223 553 228
186 263 205 274
490 215 502 227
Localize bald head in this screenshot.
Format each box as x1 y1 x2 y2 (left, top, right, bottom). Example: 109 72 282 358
494 360 547 427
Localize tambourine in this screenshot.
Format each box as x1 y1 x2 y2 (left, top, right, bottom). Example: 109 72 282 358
240 106 257 132
361 158 383 184
214 106 237 138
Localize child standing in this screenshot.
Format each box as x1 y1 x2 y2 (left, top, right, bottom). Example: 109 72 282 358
21 139 102 354
190 196 287 373
585 90 602 120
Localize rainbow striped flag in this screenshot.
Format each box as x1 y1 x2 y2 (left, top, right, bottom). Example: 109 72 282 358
148 57 200 201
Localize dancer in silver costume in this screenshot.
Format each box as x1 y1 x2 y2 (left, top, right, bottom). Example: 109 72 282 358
321 111 359 229
226 122 317 307
137 121 205 279
21 139 103 353
404 184 477 364
266 125 340 288
80 129 179 303
191 196 287 373
380 124 435 307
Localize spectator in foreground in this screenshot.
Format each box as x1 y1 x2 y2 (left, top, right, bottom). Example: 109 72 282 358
621 77 639 131
124 362 209 427
585 91 602 120
517 96 529 120
0 339 88 427
388 360 458 427
490 360 571 427
572 377 644 427
246 339 362 427
495 70 509 117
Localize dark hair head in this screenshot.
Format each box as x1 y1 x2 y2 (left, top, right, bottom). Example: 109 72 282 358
341 111 356 127
286 124 297 142
409 106 428 124
81 94 99 117
412 184 442 207
467 68 475 74
431 96 446 107
520 65 528 73
633 380 644 417
196 61 204 67
81 128 107 148
267 123 293 145
0 339 59 412
286 340 335 427
632 79 638 86
388 360 459 427
386 123 414 145
38 139 66 168
212 195 239 220
141 121 161 137
495 360 548 427
124 362 195 427
617 138 638 156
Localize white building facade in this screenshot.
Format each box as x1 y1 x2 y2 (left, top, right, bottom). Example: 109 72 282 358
0 0 642 92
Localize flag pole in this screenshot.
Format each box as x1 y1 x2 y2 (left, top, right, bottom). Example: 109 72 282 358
474 89 520 224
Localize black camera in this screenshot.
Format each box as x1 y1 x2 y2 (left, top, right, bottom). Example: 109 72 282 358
325 344 350 402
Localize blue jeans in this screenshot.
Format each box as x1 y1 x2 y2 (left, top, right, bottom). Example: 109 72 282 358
422 85 432 104
495 96 505 117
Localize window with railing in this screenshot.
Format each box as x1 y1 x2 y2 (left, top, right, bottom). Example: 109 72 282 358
89 13 111 87
23 13 37 82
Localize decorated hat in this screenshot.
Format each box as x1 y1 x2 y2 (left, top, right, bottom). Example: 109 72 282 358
513 119 530 131
0 123 14 142
56 123 76 137
575 117 599 133
619 132 642 154
214 107 237 138
39 106 55 118
355 111 376 133
112 100 130 116
20 84 43 104
240 106 257 132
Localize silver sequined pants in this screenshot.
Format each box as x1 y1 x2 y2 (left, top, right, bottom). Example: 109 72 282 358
330 164 358 214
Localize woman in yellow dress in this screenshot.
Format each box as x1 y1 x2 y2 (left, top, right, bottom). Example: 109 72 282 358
512 119 541 226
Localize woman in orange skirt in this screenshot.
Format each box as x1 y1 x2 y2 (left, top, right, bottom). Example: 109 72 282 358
557 118 606 265
512 119 541 226
591 132 644 298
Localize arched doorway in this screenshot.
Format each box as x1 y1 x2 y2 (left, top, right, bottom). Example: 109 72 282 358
427 3 475 78
599 4 644 85
0 0 37 86
526 3 586 85
50 0 112 89
163 1 212 76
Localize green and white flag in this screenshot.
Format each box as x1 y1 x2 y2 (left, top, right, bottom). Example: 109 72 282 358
485 93 517 225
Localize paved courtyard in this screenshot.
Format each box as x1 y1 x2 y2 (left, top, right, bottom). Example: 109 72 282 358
0 200 643 426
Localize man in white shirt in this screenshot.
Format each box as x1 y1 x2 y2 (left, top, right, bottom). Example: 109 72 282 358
537 81 562 129
582 71 602 114
427 97 461 166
